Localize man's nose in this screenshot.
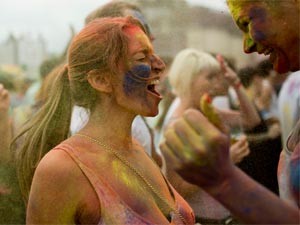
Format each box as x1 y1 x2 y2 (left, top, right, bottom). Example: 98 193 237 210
243 34 256 53
151 54 166 74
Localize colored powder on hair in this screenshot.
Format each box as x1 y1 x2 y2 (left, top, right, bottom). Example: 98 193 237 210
127 9 151 36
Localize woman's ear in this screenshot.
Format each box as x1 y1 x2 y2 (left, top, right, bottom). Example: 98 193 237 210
87 70 112 93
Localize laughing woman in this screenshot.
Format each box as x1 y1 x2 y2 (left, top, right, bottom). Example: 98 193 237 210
14 17 194 224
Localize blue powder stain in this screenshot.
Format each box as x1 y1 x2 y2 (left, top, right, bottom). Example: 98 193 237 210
129 64 151 79
253 31 266 42
249 7 267 23
124 64 151 95
242 207 252 214
249 7 267 41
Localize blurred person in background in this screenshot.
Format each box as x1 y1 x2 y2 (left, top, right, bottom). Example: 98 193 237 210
0 82 25 223
13 57 62 132
0 66 28 223
0 69 15 161
237 66 282 195
255 59 279 123
159 48 258 225
0 66 31 109
0 84 11 165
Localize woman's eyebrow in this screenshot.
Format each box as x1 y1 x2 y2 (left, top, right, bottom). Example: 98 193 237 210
132 47 151 55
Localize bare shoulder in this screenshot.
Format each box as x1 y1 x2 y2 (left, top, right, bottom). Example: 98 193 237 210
34 149 79 180
31 148 89 203
27 149 87 223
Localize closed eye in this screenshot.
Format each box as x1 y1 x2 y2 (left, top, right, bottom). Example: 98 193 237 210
241 21 249 32
137 57 146 62
133 52 147 62
237 17 250 32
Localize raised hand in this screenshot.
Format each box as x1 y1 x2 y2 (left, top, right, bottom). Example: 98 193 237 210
229 135 250 163
160 108 234 193
216 54 240 87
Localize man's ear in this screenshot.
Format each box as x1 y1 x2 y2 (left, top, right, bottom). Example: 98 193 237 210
87 70 112 93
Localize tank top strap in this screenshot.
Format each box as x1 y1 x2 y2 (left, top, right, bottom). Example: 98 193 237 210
54 144 117 204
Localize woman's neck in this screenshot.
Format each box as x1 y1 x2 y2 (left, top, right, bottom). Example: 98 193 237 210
79 104 135 151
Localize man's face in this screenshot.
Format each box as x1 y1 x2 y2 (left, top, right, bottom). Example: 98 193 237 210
227 0 300 73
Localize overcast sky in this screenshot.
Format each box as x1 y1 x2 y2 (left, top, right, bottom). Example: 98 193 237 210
0 0 228 54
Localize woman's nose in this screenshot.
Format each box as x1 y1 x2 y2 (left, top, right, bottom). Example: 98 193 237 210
151 54 166 74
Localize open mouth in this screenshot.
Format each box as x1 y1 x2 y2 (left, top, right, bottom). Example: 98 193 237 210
147 79 161 97
263 48 273 56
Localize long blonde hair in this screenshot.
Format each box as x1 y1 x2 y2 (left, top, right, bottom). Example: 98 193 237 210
13 16 146 202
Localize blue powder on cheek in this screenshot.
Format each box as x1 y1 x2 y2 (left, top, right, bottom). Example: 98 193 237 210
253 31 266 42
130 64 151 79
249 7 267 41
123 64 151 95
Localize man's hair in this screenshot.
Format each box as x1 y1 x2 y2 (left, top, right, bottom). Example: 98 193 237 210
85 1 141 25
84 1 152 38
227 0 290 10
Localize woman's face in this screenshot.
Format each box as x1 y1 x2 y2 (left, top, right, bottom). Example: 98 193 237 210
113 26 165 117
190 70 222 107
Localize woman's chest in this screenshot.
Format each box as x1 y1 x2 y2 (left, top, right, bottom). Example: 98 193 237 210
77 150 178 223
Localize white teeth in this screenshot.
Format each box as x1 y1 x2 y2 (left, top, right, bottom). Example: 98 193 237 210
150 79 159 85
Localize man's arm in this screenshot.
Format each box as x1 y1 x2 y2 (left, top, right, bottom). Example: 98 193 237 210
213 165 299 224
160 109 299 224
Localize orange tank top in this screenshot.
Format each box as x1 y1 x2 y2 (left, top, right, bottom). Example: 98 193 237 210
53 137 195 225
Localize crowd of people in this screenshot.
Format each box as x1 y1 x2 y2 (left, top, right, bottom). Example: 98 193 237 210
0 0 299 224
